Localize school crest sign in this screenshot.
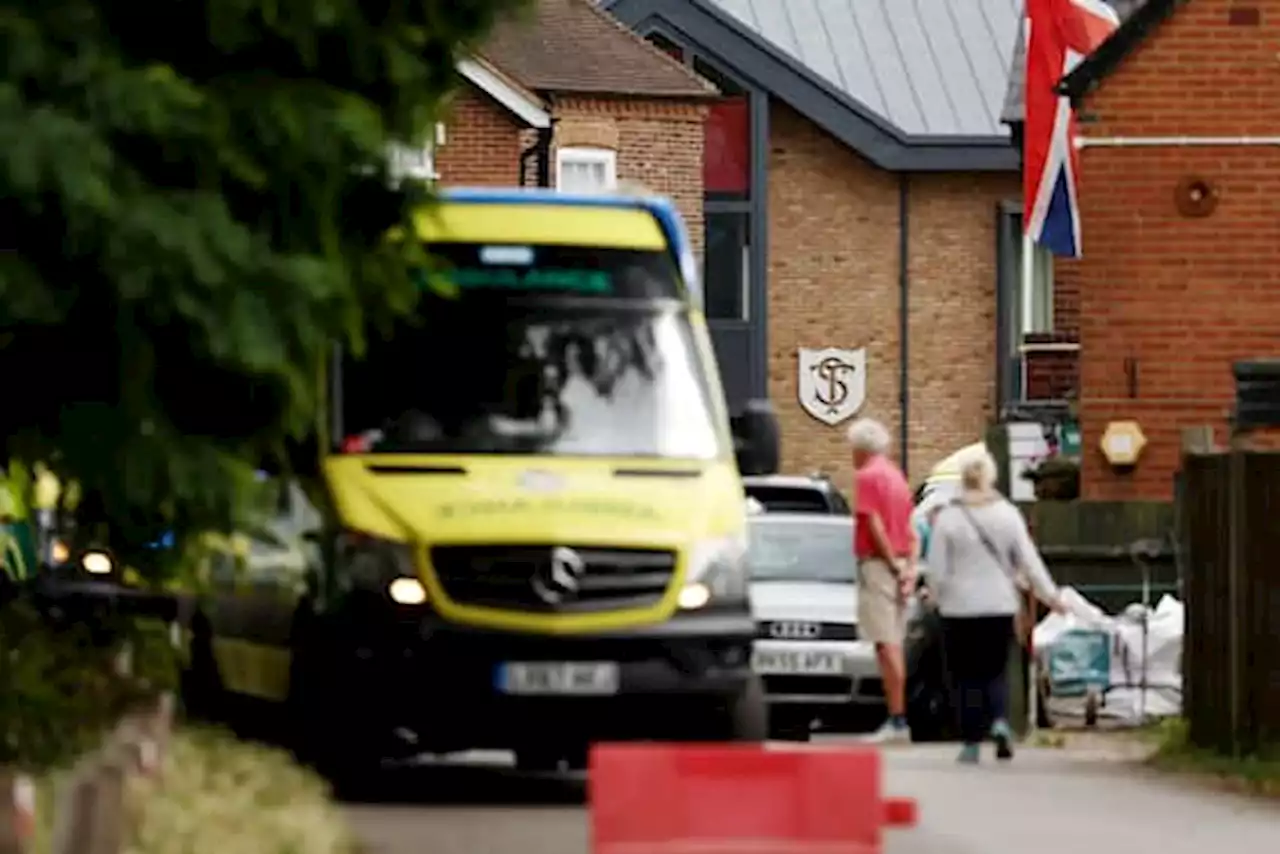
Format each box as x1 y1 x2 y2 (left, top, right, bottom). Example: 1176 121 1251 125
797 347 866 426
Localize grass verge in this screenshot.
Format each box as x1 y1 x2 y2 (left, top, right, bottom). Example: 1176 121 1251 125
1147 718 1280 798
33 728 357 854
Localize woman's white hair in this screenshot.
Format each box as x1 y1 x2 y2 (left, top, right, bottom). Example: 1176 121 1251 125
845 418 891 455
955 443 999 492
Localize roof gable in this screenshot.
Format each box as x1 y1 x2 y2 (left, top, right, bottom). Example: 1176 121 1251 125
457 57 551 128
707 0 1018 138
1059 0 1185 103
482 0 715 99
1000 0 1155 126
606 0 1018 172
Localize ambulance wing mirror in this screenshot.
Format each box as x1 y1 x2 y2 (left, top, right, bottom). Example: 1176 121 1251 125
732 399 780 477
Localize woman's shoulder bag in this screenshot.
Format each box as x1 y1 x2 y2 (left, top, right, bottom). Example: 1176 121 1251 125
952 499 1037 647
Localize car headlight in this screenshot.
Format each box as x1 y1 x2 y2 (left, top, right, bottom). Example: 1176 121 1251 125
678 533 748 610
335 531 427 605
50 539 71 566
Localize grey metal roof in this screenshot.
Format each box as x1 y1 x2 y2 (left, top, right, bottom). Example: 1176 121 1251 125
1000 0 1148 125
705 0 1021 137
605 0 1019 170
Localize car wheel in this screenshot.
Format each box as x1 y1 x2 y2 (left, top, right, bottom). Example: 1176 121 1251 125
906 676 954 743
516 748 567 773
681 675 769 742
767 708 812 741
180 613 225 724
726 675 769 741
565 742 590 771
823 706 884 735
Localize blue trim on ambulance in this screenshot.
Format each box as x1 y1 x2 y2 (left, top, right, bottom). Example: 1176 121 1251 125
439 188 704 310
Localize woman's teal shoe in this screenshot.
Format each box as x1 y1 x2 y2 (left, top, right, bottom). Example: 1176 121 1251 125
957 743 980 764
991 719 1014 761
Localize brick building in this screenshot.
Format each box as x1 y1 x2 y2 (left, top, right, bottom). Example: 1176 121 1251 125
434 0 715 248
1004 0 1280 499
442 0 1032 487
605 0 1025 487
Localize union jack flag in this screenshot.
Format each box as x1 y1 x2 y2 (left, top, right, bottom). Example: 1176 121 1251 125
1023 0 1120 258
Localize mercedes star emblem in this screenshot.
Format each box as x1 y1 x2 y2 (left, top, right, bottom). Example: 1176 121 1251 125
531 546 587 605
768 621 821 640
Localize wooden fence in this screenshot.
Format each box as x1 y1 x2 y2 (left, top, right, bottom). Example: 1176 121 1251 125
1180 450 1280 755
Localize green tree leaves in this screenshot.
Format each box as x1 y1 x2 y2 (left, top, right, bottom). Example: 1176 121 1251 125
0 0 522 574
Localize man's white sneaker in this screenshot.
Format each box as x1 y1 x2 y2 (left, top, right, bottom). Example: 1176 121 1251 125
866 719 911 744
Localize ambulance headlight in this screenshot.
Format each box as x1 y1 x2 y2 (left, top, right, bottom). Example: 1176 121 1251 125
81 550 115 575
679 534 748 610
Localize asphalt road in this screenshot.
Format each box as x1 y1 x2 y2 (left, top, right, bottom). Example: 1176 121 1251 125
346 737 1280 854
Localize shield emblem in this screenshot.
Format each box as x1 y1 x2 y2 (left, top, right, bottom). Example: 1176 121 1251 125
797 347 867 426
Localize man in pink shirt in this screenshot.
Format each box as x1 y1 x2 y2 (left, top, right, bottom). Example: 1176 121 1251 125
847 417 917 743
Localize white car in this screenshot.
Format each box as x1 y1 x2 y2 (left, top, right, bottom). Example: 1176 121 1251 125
748 513 885 740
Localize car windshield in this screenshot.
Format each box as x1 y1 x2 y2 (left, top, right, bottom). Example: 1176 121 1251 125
744 485 830 514
747 520 857 583
337 242 723 459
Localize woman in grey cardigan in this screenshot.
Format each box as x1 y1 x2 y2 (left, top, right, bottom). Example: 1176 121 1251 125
925 444 1065 764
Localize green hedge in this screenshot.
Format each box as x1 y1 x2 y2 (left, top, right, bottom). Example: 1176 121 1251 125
32 729 357 854
0 600 180 771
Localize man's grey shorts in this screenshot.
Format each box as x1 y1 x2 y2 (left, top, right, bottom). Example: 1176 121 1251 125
857 558 906 645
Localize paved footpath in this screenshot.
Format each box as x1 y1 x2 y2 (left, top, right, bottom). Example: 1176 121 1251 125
347 740 1280 854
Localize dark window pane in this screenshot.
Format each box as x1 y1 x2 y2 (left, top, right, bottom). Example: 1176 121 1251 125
704 210 748 321
745 487 831 514
646 32 684 63
695 57 751 201
694 57 745 96
704 98 750 198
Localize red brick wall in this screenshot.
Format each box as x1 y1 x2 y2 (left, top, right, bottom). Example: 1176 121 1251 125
1053 261 1083 340
436 87 706 252
766 102 1017 488
436 84 525 186
1024 333 1080 401
1074 0 1280 499
551 97 707 256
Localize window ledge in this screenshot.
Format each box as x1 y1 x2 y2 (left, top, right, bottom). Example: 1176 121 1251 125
1020 341 1081 354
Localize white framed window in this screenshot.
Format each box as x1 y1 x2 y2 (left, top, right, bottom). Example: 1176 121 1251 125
1005 215 1053 335
1020 234 1055 335
556 147 617 194
703 207 750 321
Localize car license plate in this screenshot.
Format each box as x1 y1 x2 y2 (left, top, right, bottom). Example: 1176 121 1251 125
496 662 620 695
752 649 845 675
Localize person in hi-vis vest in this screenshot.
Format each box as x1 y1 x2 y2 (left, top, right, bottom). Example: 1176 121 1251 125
0 462 73 581
0 462 33 581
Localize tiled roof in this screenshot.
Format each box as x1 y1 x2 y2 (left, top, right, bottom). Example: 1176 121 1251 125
1000 0 1149 125
704 0 1022 138
482 0 717 99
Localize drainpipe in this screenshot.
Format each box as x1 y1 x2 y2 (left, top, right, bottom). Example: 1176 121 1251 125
518 122 556 187
898 173 911 477
1078 136 1280 148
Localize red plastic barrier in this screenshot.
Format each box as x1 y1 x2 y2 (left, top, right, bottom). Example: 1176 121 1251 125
589 744 917 854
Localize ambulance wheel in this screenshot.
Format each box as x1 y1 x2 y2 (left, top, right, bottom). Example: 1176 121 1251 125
292 685 384 798
180 613 225 724
288 624 383 798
